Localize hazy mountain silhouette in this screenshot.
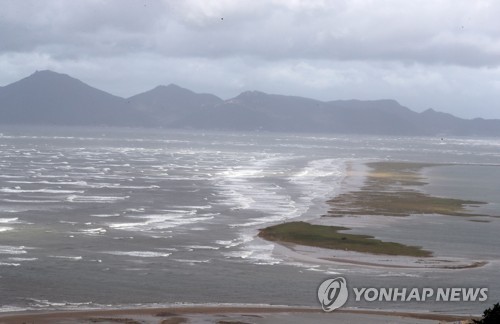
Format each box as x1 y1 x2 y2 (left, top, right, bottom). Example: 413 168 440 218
0 70 144 126
127 84 223 127
1 70 499 136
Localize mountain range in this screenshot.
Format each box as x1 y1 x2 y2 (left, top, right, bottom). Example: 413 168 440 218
0 70 499 136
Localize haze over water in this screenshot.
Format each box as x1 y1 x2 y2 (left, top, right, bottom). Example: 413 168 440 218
0 126 498 314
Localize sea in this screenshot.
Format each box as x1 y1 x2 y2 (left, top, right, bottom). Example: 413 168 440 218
0 126 498 315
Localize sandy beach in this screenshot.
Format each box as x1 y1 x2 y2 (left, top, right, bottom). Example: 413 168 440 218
271 241 488 270
0 305 476 323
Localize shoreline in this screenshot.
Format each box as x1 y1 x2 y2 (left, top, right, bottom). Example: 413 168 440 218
259 161 491 269
271 240 488 269
326 161 487 217
0 305 477 323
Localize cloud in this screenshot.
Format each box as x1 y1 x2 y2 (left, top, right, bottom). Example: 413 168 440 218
1 0 500 119
1 0 500 66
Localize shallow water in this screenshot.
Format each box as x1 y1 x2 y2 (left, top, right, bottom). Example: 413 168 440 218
0 126 498 314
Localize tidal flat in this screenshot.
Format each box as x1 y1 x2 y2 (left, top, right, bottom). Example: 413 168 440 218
259 161 489 257
327 162 486 217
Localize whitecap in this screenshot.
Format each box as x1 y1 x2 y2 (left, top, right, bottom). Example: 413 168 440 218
173 259 211 264
90 213 120 218
8 257 38 261
0 217 20 223
0 306 28 312
0 245 28 255
3 199 60 203
66 195 129 203
103 251 171 258
0 187 84 194
0 262 21 266
49 256 83 261
107 213 214 232
184 245 220 250
80 228 107 235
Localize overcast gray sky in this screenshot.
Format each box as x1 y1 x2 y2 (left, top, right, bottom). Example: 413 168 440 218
1 0 500 119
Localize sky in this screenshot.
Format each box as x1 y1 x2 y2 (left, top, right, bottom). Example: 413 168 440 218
1 0 500 119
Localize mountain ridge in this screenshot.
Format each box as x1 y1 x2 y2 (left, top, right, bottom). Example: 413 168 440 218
1 70 499 136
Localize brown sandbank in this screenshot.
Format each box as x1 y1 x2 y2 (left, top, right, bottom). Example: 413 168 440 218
0 306 477 324
327 162 486 217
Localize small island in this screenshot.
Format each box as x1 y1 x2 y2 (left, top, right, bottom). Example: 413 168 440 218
258 221 431 257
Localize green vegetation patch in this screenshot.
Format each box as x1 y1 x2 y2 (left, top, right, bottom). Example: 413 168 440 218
258 221 431 257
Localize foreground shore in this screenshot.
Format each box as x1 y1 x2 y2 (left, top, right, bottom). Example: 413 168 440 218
0 305 476 323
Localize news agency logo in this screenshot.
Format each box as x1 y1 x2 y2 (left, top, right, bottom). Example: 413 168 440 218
318 277 488 312
317 277 349 312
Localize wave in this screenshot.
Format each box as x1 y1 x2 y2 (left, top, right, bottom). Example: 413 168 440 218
0 187 84 194
66 195 129 203
173 259 211 265
0 217 21 224
79 228 107 235
8 257 38 262
184 245 220 250
0 262 21 266
6 180 89 186
23 298 97 310
49 256 83 261
216 157 348 265
0 245 29 255
289 158 347 202
107 213 214 232
90 213 121 217
2 199 61 203
103 251 171 258
223 241 283 266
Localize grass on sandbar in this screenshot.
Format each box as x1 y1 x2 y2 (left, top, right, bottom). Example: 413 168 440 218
328 162 486 217
258 221 431 257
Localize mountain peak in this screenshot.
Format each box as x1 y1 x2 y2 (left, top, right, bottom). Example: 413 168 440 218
150 83 193 93
21 70 84 88
30 69 72 79
421 108 454 116
232 90 269 103
238 90 267 97
0 70 130 126
166 83 183 89
422 108 437 114
32 69 60 75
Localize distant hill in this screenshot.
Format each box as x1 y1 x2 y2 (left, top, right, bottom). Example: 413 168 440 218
127 84 223 127
1 70 499 136
0 70 144 126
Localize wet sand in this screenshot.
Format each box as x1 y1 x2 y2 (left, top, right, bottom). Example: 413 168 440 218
271 240 487 269
326 162 486 217
0 305 476 323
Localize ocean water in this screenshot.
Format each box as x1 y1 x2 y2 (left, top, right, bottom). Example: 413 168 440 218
0 127 498 314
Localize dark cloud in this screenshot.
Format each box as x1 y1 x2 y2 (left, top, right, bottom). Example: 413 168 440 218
1 0 499 65
1 0 500 119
